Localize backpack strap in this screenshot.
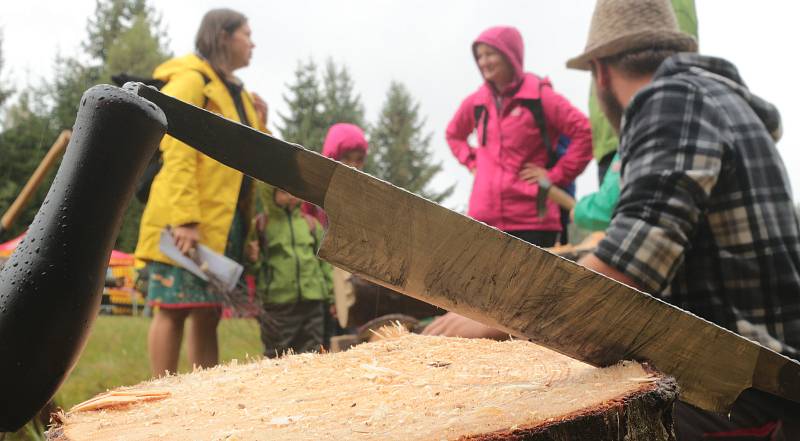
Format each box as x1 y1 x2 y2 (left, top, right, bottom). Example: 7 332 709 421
472 85 556 167
520 97 557 169
473 104 488 146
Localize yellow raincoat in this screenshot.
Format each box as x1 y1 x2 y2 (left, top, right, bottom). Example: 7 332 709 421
135 54 267 265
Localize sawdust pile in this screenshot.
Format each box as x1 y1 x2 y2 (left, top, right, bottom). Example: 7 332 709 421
53 330 660 440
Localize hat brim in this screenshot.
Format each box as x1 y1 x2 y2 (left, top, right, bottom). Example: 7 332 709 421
566 31 697 70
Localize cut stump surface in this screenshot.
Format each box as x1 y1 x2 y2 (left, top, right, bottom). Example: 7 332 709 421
50 333 677 440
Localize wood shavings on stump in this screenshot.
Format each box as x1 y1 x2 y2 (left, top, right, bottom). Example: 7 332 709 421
49 332 677 440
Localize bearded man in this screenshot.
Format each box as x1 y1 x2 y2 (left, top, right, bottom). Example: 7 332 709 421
568 0 800 438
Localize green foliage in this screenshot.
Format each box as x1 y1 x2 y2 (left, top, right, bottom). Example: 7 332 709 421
277 59 326 151
46 56 103 133
278 58 366 152
114 198 145 252
84 0 168 64
0 32 13 118
102 14 170 81
0 0 169 250
366 81 454 203
0 91 60 241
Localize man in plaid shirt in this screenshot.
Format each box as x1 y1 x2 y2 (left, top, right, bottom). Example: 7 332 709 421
569 0 800 438
592 52 799 358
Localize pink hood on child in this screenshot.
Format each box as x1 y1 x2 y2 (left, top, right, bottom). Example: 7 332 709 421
304 123 369 228
473 26 525 94
321 123 369 160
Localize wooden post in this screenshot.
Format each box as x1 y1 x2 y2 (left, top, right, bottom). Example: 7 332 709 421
0 130 71 235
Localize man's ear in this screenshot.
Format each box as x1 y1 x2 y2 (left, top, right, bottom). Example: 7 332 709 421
591 60 611 89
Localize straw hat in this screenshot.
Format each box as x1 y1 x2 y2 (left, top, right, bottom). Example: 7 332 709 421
567 0 697 70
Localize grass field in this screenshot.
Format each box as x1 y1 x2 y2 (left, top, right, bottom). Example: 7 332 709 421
2 315 262 440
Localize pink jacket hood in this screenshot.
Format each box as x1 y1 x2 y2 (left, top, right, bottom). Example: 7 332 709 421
322 123 369 160
473 26 525 94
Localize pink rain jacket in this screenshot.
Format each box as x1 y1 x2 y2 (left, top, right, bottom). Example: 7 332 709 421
303 123 369 227
447 26 592 232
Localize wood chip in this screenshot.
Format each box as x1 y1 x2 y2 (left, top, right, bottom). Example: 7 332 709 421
70 389 171 413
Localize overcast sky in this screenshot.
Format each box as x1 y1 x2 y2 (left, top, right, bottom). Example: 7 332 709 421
2 1 798 210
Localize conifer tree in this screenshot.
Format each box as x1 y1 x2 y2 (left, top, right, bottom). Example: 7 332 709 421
84 0 168 64
277 59 326 151
278 58 367 153
0 91 54 240
47 56 103 133
366 81 453 203
103 14 170 80
0 0 168 249
321 59 364 129
0 32 12 119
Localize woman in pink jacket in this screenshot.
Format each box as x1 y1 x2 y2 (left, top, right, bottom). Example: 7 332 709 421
446 26 592 247
426 26 593 339
302 123 369 226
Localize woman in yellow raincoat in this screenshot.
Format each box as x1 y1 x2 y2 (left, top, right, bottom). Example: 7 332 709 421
135 8 267 377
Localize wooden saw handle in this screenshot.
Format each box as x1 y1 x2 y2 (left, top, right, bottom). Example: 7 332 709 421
547 185 576 211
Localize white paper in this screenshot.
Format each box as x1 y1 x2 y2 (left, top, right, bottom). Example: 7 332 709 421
158 229 243 292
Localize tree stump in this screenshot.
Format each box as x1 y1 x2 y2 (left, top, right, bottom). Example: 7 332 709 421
49 332 677 440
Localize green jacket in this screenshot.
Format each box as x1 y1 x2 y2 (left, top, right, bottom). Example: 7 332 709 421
589 0 699 161
574 152 620 231
252 182 333 305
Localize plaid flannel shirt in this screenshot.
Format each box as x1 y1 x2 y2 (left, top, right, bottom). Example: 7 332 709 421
596 54 800 357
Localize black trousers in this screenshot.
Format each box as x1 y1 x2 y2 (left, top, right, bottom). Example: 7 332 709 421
258 300 329 358
675 389 800 440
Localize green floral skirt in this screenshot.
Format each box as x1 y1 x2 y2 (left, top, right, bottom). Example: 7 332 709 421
145 261 220 309
146 210 245 309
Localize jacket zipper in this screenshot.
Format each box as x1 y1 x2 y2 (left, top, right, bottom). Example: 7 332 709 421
308 223 329 296
497 101 505 227
287 208 303 303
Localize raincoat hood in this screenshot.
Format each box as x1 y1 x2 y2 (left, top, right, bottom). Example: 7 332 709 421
322 123 369 160
153 53 219 84
655 53 783 141
473 26 525 94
